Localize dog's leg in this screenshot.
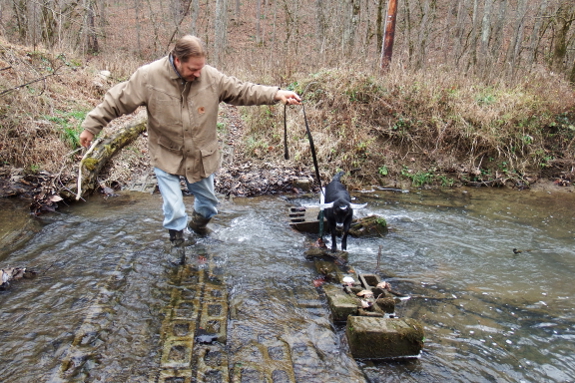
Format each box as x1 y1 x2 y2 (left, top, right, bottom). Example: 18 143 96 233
341 231 348 251
331 226 338 252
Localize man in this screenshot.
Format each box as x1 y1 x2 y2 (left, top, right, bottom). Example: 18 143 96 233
79 35 301 246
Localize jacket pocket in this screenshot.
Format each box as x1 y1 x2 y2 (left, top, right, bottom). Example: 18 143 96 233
157 135 183 153
200 141 221 178
149 89 182 128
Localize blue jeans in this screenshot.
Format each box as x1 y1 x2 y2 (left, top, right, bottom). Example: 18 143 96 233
154 167 219 231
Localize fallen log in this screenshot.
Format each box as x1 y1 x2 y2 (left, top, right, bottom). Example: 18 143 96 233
59 112 147 200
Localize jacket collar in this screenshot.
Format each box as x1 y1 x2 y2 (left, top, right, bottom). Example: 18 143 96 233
168 54 186 83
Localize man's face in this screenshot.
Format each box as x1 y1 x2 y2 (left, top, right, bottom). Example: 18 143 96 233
174 56 206 82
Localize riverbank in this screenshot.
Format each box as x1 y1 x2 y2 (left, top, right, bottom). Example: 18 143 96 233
1 101 574 214
2 39 574 212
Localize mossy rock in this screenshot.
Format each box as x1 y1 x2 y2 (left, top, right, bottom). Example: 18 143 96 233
349 215 388 238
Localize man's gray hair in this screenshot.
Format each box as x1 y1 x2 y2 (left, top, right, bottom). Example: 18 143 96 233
172 35 206 62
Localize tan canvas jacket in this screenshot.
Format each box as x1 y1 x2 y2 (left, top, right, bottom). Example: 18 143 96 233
82 56 279 183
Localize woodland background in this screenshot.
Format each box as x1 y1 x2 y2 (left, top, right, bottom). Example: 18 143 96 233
2 0 575 80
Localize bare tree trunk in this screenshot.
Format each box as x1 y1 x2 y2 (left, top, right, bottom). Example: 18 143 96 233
203 0 212 46
439 0 457 63
528 0 548 66
171 0 181 24
479 0 493 71
359 0 370 57
551 2 575 73
86 0 99 53
315 0 326 54
404 0 415 62
32 0 37 50
489 0 508 63
134 0 141 56
375 0 385 55
467 0 480 71
213 0 228 66
381 0 397 71
505 0 528 78
342 0 360 57
272 0 277 65
190 0 199 34
415 0 436 70
261 0 267 46
98 0 107 49
12 0 28 43
293 0 300 57
256 0 261 44
146 0 160 54
282 0 293 60
453 0 470 68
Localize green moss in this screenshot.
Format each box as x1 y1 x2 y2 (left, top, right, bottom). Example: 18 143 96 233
376 217 387 228
82 158 99 171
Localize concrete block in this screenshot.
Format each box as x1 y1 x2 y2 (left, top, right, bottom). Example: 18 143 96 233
359 274 381 288
375 297 396 314
323 284 359 322
346 316 424 359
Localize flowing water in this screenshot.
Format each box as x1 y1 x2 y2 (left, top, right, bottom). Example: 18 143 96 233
0 186 574 383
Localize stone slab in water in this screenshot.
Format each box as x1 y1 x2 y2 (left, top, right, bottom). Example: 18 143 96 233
346 316 424 359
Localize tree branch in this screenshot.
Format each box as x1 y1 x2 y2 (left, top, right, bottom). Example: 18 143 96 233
0 65 64 97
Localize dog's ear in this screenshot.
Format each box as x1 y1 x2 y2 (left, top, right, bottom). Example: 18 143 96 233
350 203 367 209
318 202 334 209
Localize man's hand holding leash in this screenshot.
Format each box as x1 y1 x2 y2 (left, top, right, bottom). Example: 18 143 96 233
275 90 301 105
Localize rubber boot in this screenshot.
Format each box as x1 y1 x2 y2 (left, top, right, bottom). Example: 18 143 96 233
189 210 212 236
168 228 195 247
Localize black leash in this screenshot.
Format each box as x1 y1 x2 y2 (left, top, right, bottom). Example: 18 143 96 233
284 103 289 160
283 93 325 236
301 102 323 194
283 84 323 193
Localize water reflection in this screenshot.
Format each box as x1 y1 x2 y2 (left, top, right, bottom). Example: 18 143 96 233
0 187 574 382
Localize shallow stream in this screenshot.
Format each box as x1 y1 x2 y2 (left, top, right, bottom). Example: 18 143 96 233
1 186 574 382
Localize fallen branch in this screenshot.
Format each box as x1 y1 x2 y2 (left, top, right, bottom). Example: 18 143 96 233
76 138 102 200
0 64 64 97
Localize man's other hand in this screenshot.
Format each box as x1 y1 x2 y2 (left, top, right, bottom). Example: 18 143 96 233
79 130 95 148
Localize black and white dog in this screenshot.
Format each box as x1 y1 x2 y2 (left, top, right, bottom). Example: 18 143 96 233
321 171 366 252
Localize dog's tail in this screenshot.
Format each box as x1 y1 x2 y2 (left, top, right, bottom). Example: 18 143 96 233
333 171 345 182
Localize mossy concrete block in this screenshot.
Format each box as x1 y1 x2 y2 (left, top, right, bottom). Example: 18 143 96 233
346 316 424 359
323 284 359 322
375 297 395 314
